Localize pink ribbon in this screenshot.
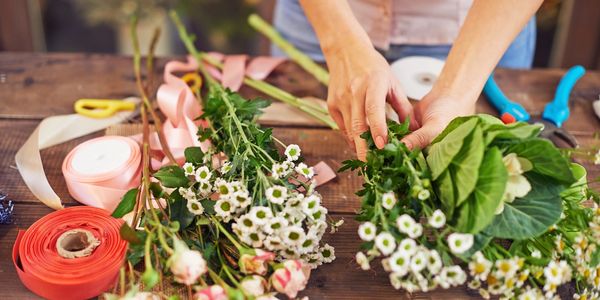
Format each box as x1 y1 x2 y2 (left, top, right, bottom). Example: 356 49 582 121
62 136 142 212
204 53 285 92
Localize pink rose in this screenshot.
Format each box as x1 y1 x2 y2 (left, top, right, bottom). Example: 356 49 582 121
169 240 207 285
270 260 311 298
239 249 276 275
240 275 267 297
194 285 227 300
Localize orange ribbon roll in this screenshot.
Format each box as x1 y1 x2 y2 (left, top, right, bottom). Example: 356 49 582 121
13 206 128 300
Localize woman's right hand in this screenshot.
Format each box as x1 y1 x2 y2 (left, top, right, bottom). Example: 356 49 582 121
324 36 416 161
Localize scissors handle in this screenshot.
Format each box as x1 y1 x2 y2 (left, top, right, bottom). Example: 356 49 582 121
542 65 585 127
74 99 136 119
483 73 530 123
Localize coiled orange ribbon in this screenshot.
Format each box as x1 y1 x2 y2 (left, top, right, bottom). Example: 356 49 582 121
13 206 128 300
62 136 142 213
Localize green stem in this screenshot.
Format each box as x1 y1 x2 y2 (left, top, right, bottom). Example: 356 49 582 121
248 14 330 85
211 216 244 250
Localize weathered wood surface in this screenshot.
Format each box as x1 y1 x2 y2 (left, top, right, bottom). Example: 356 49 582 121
0 52 599 299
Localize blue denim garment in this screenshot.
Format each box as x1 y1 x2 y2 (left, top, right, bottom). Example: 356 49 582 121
271 0 536 69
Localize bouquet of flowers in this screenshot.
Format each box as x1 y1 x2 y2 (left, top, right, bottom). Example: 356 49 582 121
107 13 337 300
343 115 600 299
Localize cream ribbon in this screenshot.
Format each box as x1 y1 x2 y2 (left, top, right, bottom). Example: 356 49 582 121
15 98 139 210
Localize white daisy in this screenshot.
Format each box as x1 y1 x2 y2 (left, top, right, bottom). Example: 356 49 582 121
417 189 430 200
186 200 204 215
220 161 232 174
183 162 195 176
308 206 327 223
215 199 234 221
398 238 417 256
301 194 321 214
266 185 287 205
235 214 256 232
427 249 443 274
407 223 423 239
295 162 314 179
358 222 377 241
447 233 474 254
264 235 284 251
215 180 233 199
410 250 428 273
263 216 288 234
178 187 197 202
375 232 397 256
281 225 306 246
428 209 446 228
271 162 286 179
198 181 212 196
396 214 416 234
231 190 251 208
543 260 564 285
248 206 273 226
194 166 211 182
298 235 318 254
494 258 519 279
320 244 335 263
355 252 370 270
468 251 492 281
381 191 397 210
284 144 301 161
389 251 410 276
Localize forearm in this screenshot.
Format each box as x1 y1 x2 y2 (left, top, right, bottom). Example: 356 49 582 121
298 1 372 58
432 0 543 103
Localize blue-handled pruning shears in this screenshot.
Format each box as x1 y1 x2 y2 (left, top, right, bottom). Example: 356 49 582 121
483 65 585 147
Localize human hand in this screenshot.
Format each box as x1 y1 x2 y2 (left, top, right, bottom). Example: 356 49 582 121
401 93 476 150
325 39 416 161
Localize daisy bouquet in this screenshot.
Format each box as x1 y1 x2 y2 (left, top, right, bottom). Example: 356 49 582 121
343 115 600 299
108 13 337 300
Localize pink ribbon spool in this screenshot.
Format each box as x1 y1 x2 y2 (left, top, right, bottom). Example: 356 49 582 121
62 136 141 213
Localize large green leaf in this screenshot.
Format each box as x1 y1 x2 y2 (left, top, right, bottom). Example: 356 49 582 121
168 190 195 229
486 172 564 239
454 147 507 233
184 147 204 164
560 163 588 203
427 118 479 179
112 188 138 217
437 170 456 219
154 165 190 188
484 123 543 145
430 116 477 144
506 139 575 184
449 126 485 206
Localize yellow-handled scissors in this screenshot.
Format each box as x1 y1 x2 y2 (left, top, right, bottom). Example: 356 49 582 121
74 99 136 118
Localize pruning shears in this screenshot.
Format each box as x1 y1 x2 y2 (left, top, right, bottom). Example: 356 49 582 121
74 98 136 119
483 65 585 147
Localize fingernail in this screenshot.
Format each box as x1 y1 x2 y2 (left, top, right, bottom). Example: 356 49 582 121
375 136 385 149
401 139 412 150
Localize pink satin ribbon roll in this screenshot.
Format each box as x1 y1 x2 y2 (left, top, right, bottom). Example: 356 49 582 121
62 136 141 212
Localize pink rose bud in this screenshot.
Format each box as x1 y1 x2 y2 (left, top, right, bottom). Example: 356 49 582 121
239 249 276 275
169 240 208 285
270 260 311 298
240 275 267 297
194 285 227 300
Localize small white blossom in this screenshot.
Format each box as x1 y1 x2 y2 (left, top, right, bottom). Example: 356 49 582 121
375 232 397 256
215 180 233 199
355 252 370 270
295 162 314 179
417 189 430 200
271 162 287 179
320 244 335 263
179 187 197 202
198 181 212 196
236 214 257 232
381 192 397 210
183 162 195 176
494 258 520 279
410 250 428 273
301 194 321 214
358 222 377 241
496 153 532 214
427 249 443 274
407 223 423 239
194 166 211 182
232 190 252 208
266 185 288 205
284 144 301 161
281 226 306 246
396 214 416 234
398 238 417 256
215 199 234 221
249 206 273 226
220 161 232 174
428 209 446 228
469 251 492 281
447 233 474 254
389 251 410 276
186 200 204 215
531 249 541 259
264 216 288 234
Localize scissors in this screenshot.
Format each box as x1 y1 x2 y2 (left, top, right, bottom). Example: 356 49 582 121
483 65 585 148
74 98 137 119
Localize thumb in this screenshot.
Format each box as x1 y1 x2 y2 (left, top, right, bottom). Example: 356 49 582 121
401 122 441 150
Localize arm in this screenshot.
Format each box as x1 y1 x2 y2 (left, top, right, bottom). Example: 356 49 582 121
299 1 415 160
402 0 543 149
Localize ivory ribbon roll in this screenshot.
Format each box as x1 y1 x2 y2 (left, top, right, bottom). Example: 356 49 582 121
62 136 142 213
13 206 128 300
15 98 139 210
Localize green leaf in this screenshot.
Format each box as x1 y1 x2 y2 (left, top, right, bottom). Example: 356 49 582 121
484 123 542 145
505 139 575 184
119 223 142 244
486 172 564 239
476 114 504 126
427 118 479 179
200 198 216 215
184 147 204 164
112 188 138 218
454 147 507 233
437 170 456 219
561 163 588 203
168 190 195 229
430 116 478 144
449 126 485 206
154 165 189 188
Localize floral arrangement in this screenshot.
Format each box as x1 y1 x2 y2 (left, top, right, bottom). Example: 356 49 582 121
107 13 338 300
343 115 600 299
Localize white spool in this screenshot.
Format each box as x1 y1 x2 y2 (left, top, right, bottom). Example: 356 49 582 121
391 56 445 101
70 138 132 176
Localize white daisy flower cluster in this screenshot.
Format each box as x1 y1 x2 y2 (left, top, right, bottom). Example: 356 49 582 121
177 145 335 268
355 210 469 293
467 253 531 299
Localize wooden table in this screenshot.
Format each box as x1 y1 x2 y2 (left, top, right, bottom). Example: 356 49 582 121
1 52 599 299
